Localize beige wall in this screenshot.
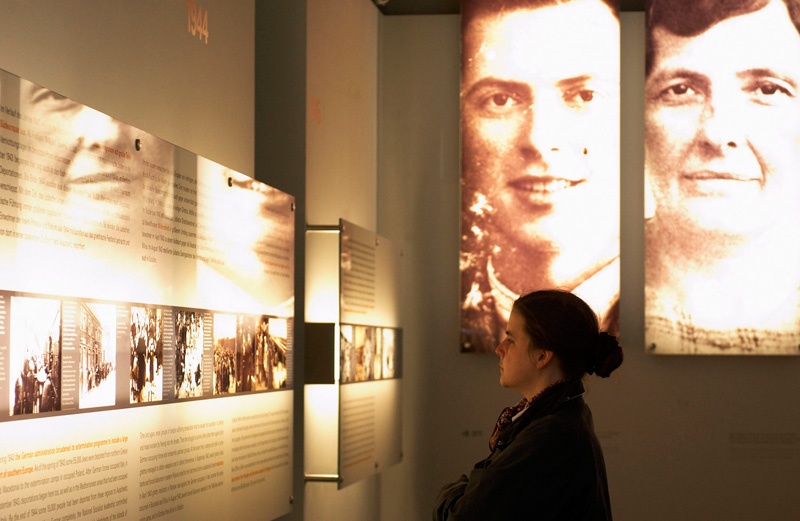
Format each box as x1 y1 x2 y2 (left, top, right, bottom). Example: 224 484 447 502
0 0 254 175
378 12 800 521
306 0 378 229
302 0 383 518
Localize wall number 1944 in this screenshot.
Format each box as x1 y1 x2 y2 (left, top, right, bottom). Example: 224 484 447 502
187 0 209 44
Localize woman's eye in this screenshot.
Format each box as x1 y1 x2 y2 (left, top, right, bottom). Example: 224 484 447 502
755 82 792 97
745 78 796 105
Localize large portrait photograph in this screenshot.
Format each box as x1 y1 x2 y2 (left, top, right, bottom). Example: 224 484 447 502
459 0 621 353
644 0 800 355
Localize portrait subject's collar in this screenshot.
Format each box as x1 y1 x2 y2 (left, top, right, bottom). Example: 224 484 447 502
487 256 517 322
487 255 620 325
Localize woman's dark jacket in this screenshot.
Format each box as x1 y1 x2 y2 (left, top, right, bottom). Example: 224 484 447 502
433 380 613 521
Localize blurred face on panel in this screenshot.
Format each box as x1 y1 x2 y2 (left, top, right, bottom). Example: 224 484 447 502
20 79 173 228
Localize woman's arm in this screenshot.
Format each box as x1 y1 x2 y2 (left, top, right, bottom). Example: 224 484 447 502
432 474 469 520
432 417 588 521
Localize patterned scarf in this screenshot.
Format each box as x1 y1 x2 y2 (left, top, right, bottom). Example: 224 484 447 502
488 379 572 451
488 397 529 452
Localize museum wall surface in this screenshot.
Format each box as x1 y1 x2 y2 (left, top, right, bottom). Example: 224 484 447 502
378 12 800 521
0 2 300 521
3 1 798 520
0 0 254 176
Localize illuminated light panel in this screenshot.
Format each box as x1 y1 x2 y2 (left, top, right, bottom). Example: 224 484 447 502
459 0 622 353
643 0 800 355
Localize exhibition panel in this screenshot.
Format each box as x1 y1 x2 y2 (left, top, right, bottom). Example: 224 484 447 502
305 220 402 489
0 68 296 520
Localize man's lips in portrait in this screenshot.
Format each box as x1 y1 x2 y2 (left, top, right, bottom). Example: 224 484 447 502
507 175 586 206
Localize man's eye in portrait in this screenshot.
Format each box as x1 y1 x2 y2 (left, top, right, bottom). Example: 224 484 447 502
652 81 704 105
477 91 528 116
488 93 515 109
563 88 598 109
464 81 532 118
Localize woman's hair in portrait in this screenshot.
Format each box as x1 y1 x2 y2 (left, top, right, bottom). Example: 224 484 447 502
646 0 800 75
513 290 623 380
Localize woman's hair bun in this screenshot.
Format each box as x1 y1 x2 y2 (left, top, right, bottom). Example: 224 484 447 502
587 331 623 378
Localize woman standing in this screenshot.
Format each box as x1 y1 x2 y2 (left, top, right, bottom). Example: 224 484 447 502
434 289 623 520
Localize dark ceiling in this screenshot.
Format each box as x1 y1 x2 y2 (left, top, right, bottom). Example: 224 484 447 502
374 0 645 15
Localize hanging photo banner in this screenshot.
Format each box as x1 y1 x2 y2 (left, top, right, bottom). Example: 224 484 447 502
644 0 800 355
459 0 622 353
0 68 296 520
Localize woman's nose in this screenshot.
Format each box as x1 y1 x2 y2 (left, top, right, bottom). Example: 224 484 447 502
698 94 745 151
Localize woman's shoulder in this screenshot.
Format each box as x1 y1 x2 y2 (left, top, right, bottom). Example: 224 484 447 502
486 403 598 481
516 399 594 446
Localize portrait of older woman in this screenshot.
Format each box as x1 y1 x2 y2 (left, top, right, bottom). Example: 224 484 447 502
460 0 621 353
645 0 800 354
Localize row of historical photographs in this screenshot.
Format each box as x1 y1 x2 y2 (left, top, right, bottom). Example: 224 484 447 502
4 293 291 420
339 324 401 384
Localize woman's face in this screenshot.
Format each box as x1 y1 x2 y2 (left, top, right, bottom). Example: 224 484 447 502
645 0 800 238
461 0 620 279
495 309 538 396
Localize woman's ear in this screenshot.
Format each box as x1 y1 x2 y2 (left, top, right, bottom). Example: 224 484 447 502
534 349 554 370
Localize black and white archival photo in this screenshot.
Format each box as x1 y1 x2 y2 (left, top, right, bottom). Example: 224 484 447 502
174 309 205 399
130 306 165 403
78 302 116 409
9 296 62 416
